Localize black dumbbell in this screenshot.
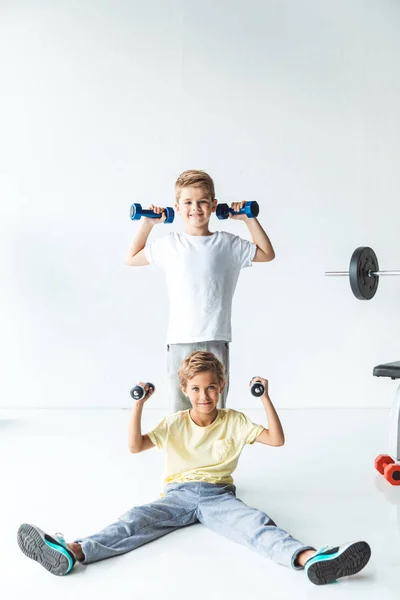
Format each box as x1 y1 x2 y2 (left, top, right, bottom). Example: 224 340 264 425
216 201 259 220
130 204 175 224
130 382 155 401
250 380 265 397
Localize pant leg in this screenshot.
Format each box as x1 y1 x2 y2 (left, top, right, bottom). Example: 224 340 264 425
197 483 315 570
74 487 198 564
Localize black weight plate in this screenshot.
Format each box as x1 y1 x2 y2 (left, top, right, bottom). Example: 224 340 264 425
216 203 229 219
349 247 379 300
130 385 144 400
251 382 265 397
250 202 260 217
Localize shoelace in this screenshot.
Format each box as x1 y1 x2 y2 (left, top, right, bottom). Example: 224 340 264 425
54 532 67 546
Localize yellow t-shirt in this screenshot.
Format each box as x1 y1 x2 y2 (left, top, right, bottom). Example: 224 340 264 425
147 408 264 493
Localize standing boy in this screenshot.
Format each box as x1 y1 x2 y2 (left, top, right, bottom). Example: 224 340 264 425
126 170 275 411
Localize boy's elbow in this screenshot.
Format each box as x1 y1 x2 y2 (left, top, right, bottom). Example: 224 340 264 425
128 444 142 454
257 248 275 262
272 435 285 447
266 250 275 262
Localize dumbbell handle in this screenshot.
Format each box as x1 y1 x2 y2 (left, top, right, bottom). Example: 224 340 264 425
225 202 259 217
139 209 164 218
227 207 241 215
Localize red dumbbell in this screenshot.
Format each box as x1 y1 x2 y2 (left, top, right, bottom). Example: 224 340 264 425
375 454 400 486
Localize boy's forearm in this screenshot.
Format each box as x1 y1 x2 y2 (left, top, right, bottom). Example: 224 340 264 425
261 395 285 444
245 219 275 259
126 221 154 261
128 404 145 452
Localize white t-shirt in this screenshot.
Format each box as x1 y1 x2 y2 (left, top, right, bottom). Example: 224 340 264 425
144 231 257 344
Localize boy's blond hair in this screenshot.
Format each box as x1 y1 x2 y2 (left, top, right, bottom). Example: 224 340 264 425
179 351 225 390
175 170 215 202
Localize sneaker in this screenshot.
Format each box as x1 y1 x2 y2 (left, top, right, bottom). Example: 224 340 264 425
17 524 76 576
305 541 371 585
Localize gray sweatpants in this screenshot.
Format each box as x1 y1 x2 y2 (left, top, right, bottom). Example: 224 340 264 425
167 341 230 412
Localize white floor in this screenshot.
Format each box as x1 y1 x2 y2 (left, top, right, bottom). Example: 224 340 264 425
1 407 399 600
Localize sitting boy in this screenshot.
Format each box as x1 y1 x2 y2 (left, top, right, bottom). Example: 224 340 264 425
17 352 371 586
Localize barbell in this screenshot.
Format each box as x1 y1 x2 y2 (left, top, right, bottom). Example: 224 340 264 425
325 246 400 300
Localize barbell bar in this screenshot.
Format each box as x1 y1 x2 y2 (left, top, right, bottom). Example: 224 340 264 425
325 246 400 300
326 271 400 276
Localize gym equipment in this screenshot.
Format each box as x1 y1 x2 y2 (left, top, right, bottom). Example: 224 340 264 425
325 246 400 300
130 382 155 401
130 204 175 224
250 380 265 397
373 362 400 486
216 201 259 220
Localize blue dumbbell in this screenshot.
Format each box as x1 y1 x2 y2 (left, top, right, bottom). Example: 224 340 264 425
130 382 155 401
130 203 175 224
216 201 259 220
250 380 265 397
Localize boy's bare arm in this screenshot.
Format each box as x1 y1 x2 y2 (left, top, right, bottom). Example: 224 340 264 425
126 221 152 266
251 377 285 447
126 205 166 266
128 384 156 453
245 218 275 262
228 201 275 262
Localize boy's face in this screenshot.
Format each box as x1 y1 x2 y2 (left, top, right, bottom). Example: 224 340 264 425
175 186 218 229
181 371 225 415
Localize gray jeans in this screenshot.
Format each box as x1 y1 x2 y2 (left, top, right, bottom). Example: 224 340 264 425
76 482 314 569
167 341 230 412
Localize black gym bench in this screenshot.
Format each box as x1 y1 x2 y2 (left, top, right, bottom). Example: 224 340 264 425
373 361 400 485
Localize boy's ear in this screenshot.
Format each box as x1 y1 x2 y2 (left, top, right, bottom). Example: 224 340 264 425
219 379 226 394
180 384 187 396
211 198 218 213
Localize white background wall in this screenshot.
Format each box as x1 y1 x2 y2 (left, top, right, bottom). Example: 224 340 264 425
1 0 399 409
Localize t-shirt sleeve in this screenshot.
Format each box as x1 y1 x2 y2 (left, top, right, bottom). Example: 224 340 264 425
147 417 169 449
238 412 264 445
144 235 169 269
230 235 257 269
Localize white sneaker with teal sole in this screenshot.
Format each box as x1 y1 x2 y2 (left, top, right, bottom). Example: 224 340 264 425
17 524 76 576
304 541 371 585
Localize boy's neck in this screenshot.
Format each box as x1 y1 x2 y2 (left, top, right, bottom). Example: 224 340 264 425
189 408 219 427
184 224 214 237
